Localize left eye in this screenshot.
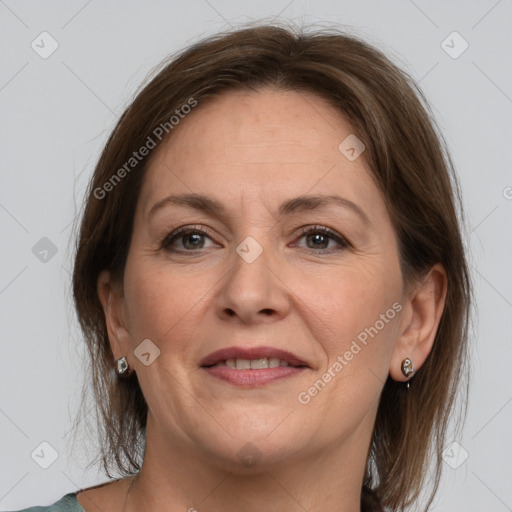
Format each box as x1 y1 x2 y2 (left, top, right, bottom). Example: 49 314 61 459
293 226 349 252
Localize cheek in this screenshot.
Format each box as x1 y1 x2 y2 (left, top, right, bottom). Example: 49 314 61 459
122 258 215 349
294 267 401 426
298 259 402 381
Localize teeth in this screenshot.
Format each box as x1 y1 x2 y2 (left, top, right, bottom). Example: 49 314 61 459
236 359 251 370
251 358 268 369
221 358 291 369
269 358 280 368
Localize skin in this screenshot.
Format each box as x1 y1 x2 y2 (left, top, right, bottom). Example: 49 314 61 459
77 89 447 512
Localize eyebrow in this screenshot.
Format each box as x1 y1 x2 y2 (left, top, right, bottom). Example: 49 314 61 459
147 193 370 225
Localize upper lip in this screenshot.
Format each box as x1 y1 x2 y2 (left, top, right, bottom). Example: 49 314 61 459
199 346 309 368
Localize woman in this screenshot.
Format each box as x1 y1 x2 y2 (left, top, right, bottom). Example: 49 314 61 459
15 23 471 512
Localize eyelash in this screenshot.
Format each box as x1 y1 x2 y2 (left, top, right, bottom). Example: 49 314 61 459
160 225 350 254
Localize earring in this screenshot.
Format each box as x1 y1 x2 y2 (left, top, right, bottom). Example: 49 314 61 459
401 357 415 377
401 357 415 389
115 356 133 378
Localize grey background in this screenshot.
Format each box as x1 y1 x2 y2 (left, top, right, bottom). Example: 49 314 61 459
1 1 511 511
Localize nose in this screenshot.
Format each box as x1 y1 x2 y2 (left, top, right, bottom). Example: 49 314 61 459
215 241 291 325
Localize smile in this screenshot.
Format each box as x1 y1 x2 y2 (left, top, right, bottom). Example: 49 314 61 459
199 346 310 387
212 357 296 369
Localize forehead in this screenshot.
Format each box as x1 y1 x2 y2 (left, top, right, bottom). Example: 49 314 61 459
137 88 383 221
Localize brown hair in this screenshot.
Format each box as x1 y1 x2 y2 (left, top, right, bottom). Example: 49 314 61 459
72 23 471 511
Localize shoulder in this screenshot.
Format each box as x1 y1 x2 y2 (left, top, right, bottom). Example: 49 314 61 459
6 493 85 512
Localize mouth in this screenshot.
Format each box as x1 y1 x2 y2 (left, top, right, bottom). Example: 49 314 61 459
199 346 310 387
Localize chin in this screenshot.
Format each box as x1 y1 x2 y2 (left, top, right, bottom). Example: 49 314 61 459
192 418 315 473
207 438 305 474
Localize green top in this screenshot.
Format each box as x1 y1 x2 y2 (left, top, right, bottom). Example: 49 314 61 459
8 491 386 511
7 493 85 512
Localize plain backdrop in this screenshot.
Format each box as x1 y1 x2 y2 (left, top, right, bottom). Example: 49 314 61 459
1 1 511 511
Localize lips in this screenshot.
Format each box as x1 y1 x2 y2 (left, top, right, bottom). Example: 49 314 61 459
199 346 310 387
199 346 309 369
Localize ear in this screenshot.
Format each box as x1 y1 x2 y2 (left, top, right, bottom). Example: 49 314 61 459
390 263 447 382
97 270 132 362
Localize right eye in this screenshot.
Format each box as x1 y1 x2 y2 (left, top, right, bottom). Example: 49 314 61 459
160 226 220 253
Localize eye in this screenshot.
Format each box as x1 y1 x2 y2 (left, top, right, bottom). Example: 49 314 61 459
161 225 219 252
161 224 350 255
292 225 349 253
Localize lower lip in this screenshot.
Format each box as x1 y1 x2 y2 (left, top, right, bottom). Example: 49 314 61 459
202 365 306 386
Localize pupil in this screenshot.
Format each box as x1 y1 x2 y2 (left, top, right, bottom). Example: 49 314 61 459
309 233 327 249
184 234 203 249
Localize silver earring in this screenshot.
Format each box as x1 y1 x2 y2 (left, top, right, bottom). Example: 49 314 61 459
401 357 415 377
115 356 132 378
401 357 415 389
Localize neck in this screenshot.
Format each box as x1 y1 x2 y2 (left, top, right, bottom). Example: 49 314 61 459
126 415 369 512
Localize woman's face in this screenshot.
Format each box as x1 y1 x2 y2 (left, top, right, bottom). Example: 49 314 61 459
106 89 409 471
